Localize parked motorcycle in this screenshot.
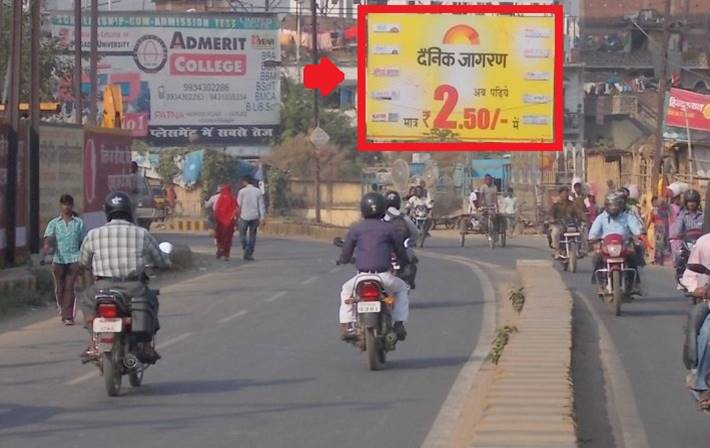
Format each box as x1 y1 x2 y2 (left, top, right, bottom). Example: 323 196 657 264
87 242 173 397
333 238 402 370
676 229 705 292
594 234 638 316
558 218 583 273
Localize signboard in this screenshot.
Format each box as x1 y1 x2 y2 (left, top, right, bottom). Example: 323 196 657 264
51 12 280 145
83 129 133 229
359 4 562 151
39 125 85 232
665 88 710 133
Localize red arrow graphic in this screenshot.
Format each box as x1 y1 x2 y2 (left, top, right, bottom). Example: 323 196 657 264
304 57 345 97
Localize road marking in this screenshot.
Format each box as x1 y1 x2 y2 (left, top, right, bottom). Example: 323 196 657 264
300 276 318 286
328 267 342 274
419 252 496 448
217 310 249 324
264 291 287 303
66 332 194 386
573 291 650 448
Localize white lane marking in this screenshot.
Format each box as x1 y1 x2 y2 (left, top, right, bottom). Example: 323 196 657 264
574 291 650 448
328 267 342 274
300 276 318 286
419 252 496 448
264 291 287 303
217 310 249 324
66 332 194 386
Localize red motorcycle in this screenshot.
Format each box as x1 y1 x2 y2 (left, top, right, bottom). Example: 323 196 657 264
594 233 638 316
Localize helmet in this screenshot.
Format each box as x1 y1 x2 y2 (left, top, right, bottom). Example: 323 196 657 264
360 192 386 219
605 193 624 217
384 190 401 210
104 191 133 222
684 189 701 204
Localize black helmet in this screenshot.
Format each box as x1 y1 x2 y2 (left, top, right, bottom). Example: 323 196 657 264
360 192 386 219
384 190 401 210
605 192 624 217
684 189 701 204
104 191 133 222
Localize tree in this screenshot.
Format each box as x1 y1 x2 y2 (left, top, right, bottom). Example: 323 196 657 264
0 8 74 104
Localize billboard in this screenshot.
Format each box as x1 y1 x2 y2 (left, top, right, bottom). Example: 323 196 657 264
359 4 562 151
39 125 85 232
665 88 710 133
51 12 280 146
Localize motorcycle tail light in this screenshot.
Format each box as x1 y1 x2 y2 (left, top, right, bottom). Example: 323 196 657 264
606 244 623 257
357 281 381 301
97 303 119 318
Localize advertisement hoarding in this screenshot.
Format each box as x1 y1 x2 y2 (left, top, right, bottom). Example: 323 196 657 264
359 4 563 151
665 88 710 133
51 12 280 146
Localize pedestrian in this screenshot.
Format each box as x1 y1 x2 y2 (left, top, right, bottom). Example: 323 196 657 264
42 194 86 325
650 196 671 265
500 187 518 235
212 184 238 261
237 175 266 261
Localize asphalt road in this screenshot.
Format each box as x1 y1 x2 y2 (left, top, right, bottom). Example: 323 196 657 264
0 234 491 448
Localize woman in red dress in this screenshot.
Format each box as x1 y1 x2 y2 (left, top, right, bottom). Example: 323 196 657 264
214 184 238 261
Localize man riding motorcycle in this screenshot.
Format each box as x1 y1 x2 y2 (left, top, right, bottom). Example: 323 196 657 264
549 186 585 259
338 193 410 341
407 186 433 232
671 189 705 265
572 178 590 251
588 192 644 293
384 191 419 289
78 192 170 362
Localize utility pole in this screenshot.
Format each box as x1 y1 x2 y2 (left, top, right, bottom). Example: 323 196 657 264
89 0 98 126
5 0 22 265
311 0 321 223
74 0 82 125
651 0 672 190
29 0 41 254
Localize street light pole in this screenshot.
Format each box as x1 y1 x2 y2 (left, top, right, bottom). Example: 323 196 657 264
89 0 98 126
311 0 321 223
29 0 41 254
74 0 82 125
651 0 672 190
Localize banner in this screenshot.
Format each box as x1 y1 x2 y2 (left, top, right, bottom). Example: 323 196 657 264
39 125 85 232
83 129 132 229
665 88 710 132
51 12 280 145
365 13 556 143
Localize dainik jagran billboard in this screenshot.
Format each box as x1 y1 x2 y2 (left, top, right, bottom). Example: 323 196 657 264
51 12 280 146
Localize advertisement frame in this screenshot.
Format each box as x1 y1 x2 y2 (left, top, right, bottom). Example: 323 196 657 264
356 4 564 152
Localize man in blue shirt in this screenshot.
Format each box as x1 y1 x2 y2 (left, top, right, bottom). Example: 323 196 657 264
43 194 87 325
588 193 644 291
338 193 410 341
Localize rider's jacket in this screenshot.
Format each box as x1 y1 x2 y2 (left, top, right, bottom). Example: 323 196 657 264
549 199 583 225
339 219 408 273
588 211 643 241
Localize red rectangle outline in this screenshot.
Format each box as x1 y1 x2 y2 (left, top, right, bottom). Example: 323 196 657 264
356 4 564 152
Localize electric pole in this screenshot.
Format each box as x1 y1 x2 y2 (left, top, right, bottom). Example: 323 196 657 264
74 0 82 125
651 0 672 190
311 0 321 223
89 0 98 126
29 0 41 253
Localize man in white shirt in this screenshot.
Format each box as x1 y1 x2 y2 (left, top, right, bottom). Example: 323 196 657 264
500 187 519 234
237 175 266 261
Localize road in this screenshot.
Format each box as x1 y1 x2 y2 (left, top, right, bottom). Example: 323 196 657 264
0 234 494 448
2 231 709 448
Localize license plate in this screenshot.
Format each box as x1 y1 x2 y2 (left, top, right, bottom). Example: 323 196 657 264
606 258 625 263
93 318 122 333
357 301 381 313
564 232 580 237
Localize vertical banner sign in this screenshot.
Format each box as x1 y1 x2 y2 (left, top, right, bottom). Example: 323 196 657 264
51 12 281 145
39 125 85 232
358 4 563 151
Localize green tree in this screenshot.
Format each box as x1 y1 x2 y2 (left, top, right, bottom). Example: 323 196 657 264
0 9 74 103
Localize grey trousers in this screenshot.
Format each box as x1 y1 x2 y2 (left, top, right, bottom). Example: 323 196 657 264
79 279 159 332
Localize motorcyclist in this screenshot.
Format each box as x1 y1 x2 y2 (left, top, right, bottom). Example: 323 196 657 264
338 193 410 341
571 178 590 252
678 234 710 410
588 192 644 293
383 191 419 289
671 189 704 266
407 185 433 234
548 186 584 259
78 192 170 362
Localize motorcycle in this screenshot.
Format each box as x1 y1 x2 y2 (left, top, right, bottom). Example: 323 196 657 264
334 238 403 370
682 263 710 413
676 228 705 292
594 234 638 316
558 218 583 273
411 204 430 248
87 242 173 397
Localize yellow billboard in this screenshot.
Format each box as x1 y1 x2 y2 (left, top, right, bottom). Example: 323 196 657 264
365 13 556 144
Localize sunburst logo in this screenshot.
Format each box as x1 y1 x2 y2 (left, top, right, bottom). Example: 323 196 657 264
442 25 480 45
703 103 710 120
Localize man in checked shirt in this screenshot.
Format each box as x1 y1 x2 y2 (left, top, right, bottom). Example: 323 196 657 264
78 192 170 362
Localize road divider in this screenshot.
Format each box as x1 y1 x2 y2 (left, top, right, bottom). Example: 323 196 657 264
470 259 577 448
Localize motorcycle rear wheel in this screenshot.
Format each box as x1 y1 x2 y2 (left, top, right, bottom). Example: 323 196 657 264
365 328 384 371
569 242 578 273
103 342 122 397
